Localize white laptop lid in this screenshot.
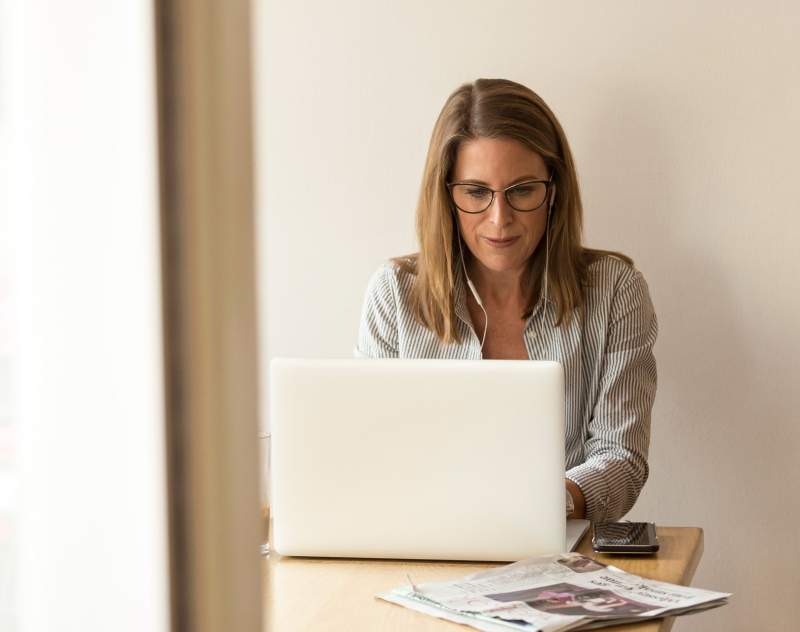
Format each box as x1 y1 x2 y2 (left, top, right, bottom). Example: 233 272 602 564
270 358 567 561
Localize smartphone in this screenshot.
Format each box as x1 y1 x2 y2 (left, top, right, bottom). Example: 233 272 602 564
592 521 659 554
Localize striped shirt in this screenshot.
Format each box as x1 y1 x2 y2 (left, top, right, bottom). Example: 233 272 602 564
355 254 658 522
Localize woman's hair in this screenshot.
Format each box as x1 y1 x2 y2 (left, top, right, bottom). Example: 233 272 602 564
396 77 631 343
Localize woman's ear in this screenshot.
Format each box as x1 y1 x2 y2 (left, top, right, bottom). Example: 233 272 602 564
549 183 557 210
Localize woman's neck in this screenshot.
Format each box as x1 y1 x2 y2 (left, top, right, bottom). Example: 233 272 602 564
466 258 527 310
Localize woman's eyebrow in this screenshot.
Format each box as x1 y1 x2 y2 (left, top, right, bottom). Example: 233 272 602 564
507 175 546 185
455 174 545 186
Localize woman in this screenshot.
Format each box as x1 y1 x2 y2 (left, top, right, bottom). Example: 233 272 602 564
356 78 657 523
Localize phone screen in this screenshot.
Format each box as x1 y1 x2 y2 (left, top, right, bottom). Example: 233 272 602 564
594 522 656 546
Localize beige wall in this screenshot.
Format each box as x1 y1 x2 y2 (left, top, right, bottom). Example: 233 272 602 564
256 2 800 629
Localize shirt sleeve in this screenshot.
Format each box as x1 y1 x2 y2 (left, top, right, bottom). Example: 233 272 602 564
566 270 658 522
355 264 400 358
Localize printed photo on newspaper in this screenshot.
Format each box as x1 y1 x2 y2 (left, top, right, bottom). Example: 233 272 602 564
376 553 730 632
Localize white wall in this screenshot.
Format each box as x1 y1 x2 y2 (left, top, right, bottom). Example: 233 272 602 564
256 2 800 629
5 2 170 631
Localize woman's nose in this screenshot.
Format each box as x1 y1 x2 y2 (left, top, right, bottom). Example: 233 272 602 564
486 192 514 226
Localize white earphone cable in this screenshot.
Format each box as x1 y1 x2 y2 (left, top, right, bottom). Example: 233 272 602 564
544 205 551 306
456 231 488 352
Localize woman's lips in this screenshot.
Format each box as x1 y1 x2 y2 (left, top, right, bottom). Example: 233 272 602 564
483 236 520 248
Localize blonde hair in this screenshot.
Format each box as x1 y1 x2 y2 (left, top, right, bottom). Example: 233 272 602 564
396 78 631 343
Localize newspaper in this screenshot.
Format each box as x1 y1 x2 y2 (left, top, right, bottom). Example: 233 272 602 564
377 552 730 631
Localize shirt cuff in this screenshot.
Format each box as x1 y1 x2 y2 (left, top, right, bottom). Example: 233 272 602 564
566 463 612 523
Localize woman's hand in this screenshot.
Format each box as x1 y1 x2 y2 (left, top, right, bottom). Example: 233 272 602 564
565 479 586 519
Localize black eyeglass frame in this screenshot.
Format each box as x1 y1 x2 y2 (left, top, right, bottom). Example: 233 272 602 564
446 176 553 214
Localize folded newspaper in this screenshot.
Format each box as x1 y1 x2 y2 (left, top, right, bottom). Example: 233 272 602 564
377 553 730 631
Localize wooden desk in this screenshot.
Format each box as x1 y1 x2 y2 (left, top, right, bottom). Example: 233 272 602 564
263 527 703 632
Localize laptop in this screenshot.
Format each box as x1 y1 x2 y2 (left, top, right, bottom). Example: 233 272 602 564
270 358 589 561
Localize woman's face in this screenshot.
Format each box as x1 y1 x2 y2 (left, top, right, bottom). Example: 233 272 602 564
451 136 550 278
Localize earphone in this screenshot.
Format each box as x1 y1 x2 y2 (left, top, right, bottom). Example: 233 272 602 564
543 186 555 306
466 277 485 309
456 230 489 350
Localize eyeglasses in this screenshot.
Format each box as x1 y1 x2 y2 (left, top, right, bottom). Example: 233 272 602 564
447 178 552 214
